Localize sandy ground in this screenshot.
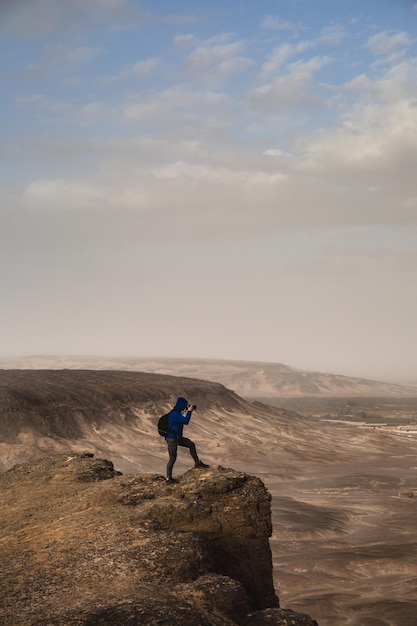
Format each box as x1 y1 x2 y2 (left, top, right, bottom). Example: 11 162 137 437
1 371 416 626
266 446 417 626
148 418 417 626
3 425 417 626
91 413 417 626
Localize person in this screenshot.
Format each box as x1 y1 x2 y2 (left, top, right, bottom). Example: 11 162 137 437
165 396 208 484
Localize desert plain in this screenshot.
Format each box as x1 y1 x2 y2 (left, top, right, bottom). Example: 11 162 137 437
0 360 417 626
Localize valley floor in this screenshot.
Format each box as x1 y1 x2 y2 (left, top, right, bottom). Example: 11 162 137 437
239 415 417 626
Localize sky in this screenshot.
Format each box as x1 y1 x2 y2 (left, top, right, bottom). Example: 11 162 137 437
1 0 417 383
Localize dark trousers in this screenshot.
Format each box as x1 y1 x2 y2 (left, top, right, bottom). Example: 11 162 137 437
166 436 199 478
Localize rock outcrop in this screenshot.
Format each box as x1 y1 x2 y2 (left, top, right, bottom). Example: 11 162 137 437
0 454 318 625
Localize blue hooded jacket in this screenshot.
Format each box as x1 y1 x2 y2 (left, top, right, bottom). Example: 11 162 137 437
166 397 192 439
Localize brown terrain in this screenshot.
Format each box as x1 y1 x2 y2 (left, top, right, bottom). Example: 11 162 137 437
2 355 417 398
2 454 319 626
1 367 417 625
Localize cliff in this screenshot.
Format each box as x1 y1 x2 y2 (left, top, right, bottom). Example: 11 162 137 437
0 454 317 625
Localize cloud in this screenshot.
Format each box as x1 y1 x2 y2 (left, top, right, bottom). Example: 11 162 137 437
186 40 243 70
263 148 290 157
258 42 312 81
16 93 109 124
0 0 137 38
4 3 417 240
365 30 412 63
19 161 290 243
316 24 346 46
103 57 159 82
252 55 331 111
66 46 103 64
151 161 287 186
261 14 301 32
0 0 62 37
9 44 103 86
11 63 47 82
184 36 253 87
344 58 417 101
257 25 343 84
173 33 198 50
24 178 106 210
297 97 417 201
156 13 202 25
120 86 234 131
16 140 412 246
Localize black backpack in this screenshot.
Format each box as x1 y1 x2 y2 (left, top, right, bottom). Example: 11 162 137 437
157 413 176 437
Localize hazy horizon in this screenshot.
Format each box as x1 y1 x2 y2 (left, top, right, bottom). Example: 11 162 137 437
1 352 417 386
1 1 417 383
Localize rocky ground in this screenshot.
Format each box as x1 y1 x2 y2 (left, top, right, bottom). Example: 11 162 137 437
0 454 317 626
1 369 417 625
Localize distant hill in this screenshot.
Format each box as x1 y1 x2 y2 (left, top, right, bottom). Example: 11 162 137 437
1 355 416 397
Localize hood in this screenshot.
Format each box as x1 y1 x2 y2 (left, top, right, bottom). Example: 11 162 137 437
174 397 188 411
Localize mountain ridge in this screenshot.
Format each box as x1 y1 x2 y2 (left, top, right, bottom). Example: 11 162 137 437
1 355 416 397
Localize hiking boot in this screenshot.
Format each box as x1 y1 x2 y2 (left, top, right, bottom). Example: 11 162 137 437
165 477 178 485
194 461 209 468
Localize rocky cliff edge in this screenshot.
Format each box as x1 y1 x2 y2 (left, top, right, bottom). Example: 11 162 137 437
0 454 318 625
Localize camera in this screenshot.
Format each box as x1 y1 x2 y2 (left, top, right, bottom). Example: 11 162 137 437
188 404 197 411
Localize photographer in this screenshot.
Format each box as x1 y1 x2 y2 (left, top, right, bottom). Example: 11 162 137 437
165 396 208 484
